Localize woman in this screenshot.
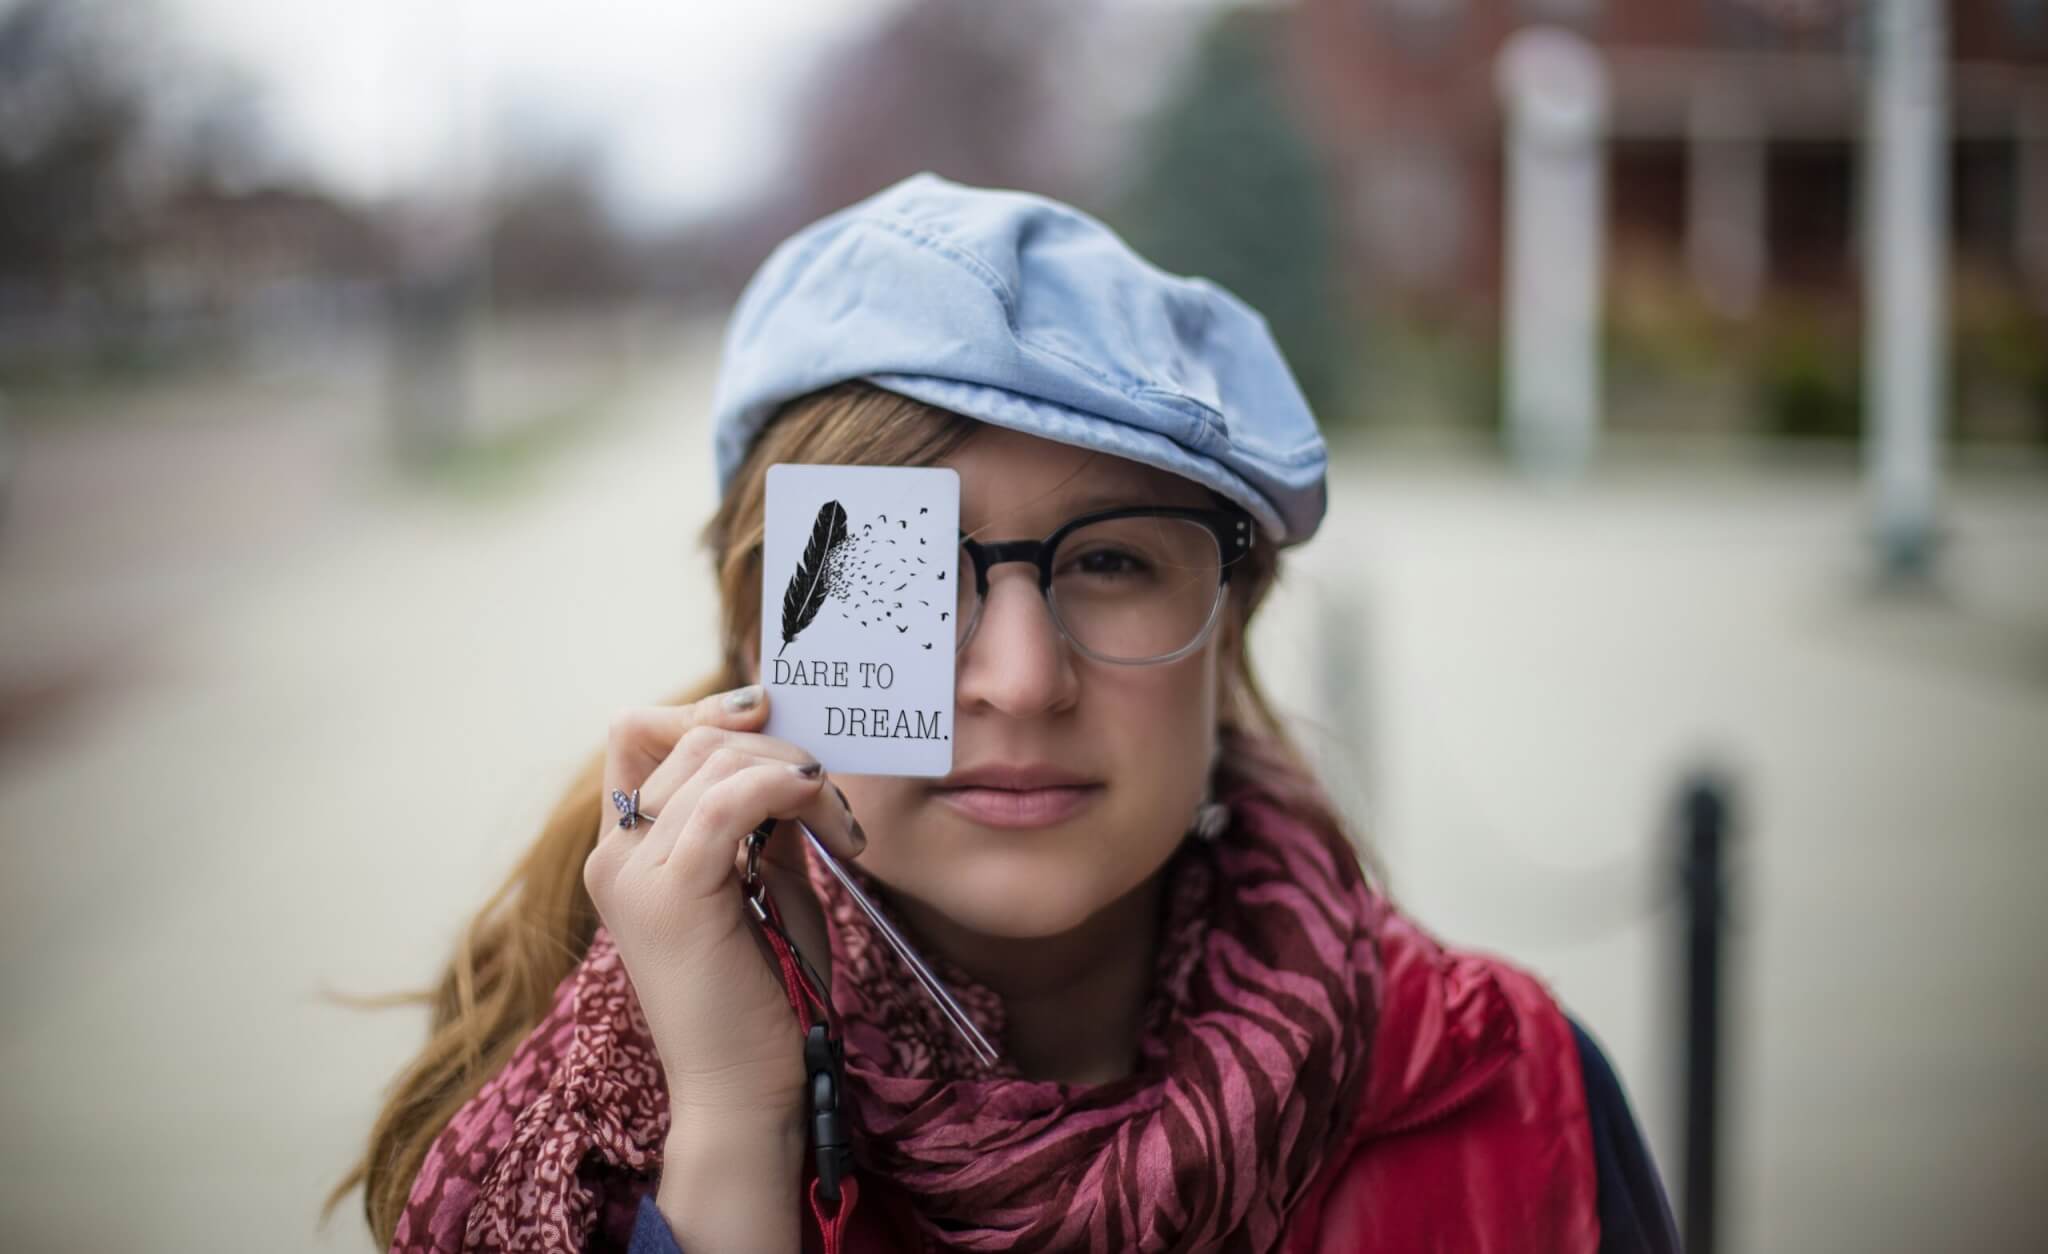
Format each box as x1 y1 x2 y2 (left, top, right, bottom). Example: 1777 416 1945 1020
335 173 1676 1252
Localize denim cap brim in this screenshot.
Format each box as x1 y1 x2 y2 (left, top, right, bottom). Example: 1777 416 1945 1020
857 373 1296 542
708 172 1328 546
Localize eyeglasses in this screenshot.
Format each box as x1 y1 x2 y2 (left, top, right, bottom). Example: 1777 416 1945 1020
954 504 1254 665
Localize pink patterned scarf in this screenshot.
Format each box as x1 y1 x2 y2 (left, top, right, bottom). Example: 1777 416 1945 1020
393 786 1382 1253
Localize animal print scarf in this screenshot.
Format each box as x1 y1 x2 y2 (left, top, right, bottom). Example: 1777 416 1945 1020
392 785 1382 1252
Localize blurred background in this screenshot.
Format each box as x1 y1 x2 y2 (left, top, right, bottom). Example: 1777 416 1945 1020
1 0 2042 1250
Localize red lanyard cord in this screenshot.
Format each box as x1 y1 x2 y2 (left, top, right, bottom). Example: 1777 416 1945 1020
743 822 858 1249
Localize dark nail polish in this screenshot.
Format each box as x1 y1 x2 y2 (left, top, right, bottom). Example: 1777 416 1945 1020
795 761 822 779
850 819 868 852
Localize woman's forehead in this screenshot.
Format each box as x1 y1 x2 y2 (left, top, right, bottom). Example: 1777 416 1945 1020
948 424 1210 530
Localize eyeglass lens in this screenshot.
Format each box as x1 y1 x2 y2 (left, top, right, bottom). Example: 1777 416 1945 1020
956 515 1226 662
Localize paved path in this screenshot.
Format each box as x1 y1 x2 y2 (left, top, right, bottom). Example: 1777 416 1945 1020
0 322 733 1251
1264 455 2048 1253
1 329 2042 1250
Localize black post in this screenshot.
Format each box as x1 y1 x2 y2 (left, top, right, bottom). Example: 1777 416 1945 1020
1679 772 1731 1254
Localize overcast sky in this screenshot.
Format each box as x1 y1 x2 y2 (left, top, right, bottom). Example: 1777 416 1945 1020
158 0 912 227
155 0 1230 229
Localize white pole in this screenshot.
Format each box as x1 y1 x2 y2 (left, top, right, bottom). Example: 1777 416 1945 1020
1498 28 1610 482
1686 83 1766 320
1864 0 1948 577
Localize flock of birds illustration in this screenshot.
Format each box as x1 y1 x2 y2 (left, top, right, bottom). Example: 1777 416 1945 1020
776 500 952 658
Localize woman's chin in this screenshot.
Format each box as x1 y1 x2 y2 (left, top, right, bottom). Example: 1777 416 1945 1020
886 859 1111 942
864 804 1182 943
944 895 1100 942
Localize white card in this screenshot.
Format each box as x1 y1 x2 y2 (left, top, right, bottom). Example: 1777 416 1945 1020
760 463 959 777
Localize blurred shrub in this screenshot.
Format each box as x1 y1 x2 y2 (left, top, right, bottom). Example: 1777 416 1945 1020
1108 6 1358 424
1602 251 1868 444
1604 245 1750 436
1606 253 2046 448
1744 271 2048 448
1752 299 1863 441
1951 263 2048 446
1350 314 1499 435
1606 249 1725 378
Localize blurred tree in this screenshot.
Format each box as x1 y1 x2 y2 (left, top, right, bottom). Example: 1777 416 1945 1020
0 0 149 310
0 0 303 378
783 0 1085 229
666 0 1108 304
1108 7 1354 424
484 151 631 307
681 0 1200 307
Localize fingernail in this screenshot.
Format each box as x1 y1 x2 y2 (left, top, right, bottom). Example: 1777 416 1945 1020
724 685 763 712
793 760 822 779
849 818 868 853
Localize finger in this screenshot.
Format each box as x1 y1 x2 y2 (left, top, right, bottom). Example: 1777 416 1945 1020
733 783 863 886
597 689 772 848
627 727 862 874
630 744 783 871
595 779 664 854
637 740 862 877
628 730 864 870
602 686 769 804
635 726 819 819
664 761 832 900
806 778 867 863
721 768 865 879
589 769 694 910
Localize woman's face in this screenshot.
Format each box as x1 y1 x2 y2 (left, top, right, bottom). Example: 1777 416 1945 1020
751 423 1235 941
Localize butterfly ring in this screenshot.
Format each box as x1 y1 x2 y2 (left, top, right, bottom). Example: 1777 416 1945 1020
610 787 658 831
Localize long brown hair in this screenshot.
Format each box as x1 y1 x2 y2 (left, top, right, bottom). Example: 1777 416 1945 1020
326 380 1361 1249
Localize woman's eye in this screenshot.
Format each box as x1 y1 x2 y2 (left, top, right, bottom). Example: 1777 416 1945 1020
1069 548 1150 578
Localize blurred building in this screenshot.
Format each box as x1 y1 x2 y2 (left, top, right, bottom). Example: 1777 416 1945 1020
1284 0 2048 441
1291 0 2047 307
138 184 390 343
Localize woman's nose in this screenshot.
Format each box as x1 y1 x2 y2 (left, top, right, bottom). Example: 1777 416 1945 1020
956 567 1078 718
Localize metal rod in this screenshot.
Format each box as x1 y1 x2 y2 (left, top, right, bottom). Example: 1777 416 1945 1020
797 820 1000 1069
1679 772 1731 1254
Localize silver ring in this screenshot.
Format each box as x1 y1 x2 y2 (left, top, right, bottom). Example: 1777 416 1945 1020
610 787 658 830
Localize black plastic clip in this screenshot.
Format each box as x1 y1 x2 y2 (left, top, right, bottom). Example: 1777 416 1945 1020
804 1022 852 1204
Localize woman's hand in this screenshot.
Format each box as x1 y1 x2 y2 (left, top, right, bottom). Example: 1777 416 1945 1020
583 684 864 1137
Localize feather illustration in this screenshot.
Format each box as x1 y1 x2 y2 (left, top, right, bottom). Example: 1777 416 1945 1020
777 499 849 657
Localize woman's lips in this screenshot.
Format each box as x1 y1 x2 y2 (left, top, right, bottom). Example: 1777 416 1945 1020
933 783 1102 829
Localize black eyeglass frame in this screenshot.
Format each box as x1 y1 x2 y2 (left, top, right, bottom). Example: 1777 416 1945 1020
955 502 1255 665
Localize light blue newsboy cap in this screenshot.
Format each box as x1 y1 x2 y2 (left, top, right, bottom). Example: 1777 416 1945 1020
708 171 1329 546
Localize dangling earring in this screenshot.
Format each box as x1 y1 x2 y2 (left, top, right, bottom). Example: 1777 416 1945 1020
1190 775 1230 843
